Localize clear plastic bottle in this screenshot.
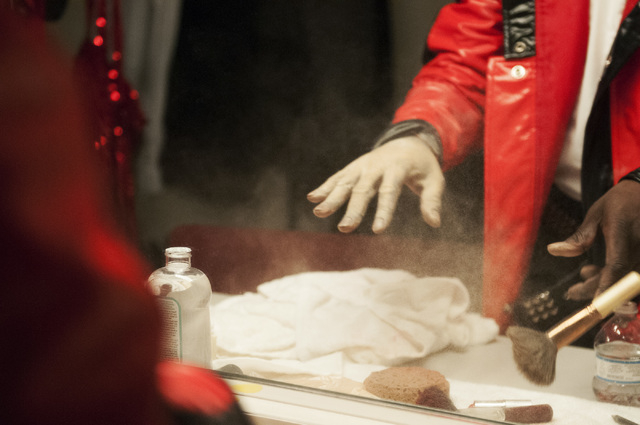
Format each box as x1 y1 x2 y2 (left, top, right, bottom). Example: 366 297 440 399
592 301 640 406
148 247 213 368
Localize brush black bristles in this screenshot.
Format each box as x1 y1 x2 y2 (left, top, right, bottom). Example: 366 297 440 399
415 386 457 411
506 326 558 386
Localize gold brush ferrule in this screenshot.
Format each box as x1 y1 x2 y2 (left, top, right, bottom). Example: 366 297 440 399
546 272 640 349
546 304 603 349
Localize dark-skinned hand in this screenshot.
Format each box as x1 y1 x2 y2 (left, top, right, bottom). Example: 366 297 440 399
547 179 640 299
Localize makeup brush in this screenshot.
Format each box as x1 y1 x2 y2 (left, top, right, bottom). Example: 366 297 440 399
416 386 554 423
507 271 640 385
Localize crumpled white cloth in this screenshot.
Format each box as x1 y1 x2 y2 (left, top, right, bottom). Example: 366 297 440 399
212 268 498 366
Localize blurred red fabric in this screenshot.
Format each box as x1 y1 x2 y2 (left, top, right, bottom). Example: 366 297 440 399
0 6 248 425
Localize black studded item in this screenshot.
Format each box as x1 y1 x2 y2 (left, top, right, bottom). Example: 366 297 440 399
512 265 589 331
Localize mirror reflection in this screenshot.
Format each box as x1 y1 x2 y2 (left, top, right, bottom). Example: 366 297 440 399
6 0 640 424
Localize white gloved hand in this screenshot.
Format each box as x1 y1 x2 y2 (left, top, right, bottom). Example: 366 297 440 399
307 135 444 233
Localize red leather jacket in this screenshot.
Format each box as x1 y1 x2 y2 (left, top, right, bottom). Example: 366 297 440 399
391 0 640 330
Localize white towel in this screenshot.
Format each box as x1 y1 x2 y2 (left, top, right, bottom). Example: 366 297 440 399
212 268 498 366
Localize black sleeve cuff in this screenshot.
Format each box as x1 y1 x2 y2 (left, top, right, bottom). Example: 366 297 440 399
372 119 443 163
621 167 640 184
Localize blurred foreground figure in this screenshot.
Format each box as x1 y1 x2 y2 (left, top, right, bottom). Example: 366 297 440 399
0 5 250 425
308 0 640 331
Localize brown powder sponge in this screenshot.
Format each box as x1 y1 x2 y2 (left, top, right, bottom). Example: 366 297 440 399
363 367 450 404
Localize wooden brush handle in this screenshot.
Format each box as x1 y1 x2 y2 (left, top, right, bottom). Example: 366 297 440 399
592 271 640 317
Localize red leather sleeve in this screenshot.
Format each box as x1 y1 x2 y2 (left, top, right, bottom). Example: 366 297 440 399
393 0 503 170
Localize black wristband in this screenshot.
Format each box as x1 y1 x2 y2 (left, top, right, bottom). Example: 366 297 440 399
620 167 640 184
372 119 443 163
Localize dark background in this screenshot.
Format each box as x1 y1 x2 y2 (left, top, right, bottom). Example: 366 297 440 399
163 1 393 225
48 0 481 267
156 0 482 266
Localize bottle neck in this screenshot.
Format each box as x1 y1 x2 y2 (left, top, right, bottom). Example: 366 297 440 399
615 301 638 318
165 247 192 267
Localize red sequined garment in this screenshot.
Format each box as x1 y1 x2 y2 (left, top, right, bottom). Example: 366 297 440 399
75 0 145 239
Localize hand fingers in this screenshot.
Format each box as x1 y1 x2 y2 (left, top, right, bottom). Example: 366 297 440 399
547 217 599 257
566 273 600 300
338 172 383 233
596 237 632 297
417 171 445 228
309 137 440 232
596 212 635 295
310 173 358 219
372 170 404 233
307 173 341 204
546 241 585 257
579 264 601 280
